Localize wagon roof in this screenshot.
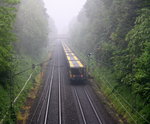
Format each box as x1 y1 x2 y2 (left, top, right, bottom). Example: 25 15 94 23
69 60 84 68
62 42 84 68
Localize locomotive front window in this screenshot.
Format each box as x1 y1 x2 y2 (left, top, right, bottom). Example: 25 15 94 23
71 68 83 75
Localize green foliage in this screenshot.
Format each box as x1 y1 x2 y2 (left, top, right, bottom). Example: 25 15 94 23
96 42 116 65
127 8 150 56
69 0 150 123
4 0 20 4
125 8 150 103
0 0 54 123
0 85 10 119
14 0 50 57
0 1 18 86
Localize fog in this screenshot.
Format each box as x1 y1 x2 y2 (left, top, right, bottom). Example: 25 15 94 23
43 0 86 34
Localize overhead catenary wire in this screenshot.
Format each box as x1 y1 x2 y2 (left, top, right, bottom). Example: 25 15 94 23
14 59 50 76
89 58 150 124
0 59 51 123
92 63 150 123
13 59 51 104
13 70 34 104
74 47 150 124
100 76 137 124
89 56 150 124
101 75 150 124
0 69 35 124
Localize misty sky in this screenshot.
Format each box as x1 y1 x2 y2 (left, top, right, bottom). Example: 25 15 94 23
43 0 86 34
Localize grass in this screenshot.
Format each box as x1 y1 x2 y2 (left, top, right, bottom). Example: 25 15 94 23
72 47 150 124
17 72 43 123
0 55 41 124
91 62 150 124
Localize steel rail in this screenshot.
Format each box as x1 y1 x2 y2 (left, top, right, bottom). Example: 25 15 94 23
37 70 52 123
44 43 61 124
36 67 55 123
28 62 54 124
43 45 60 124
73 87 87 124
37 97 46 122
29 75 49 123
58 58 62 124
44 64 55 124
37 65 55 123
44 43 60 124
84 88 103 124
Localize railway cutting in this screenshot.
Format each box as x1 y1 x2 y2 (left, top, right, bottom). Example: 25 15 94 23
28 40 118 124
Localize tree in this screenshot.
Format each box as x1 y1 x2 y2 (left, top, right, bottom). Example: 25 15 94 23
0 1 19 86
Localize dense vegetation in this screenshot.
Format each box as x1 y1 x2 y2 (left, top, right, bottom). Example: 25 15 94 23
69 0 150 123
0 0 55 123
0 0 19 86
14 0 49 56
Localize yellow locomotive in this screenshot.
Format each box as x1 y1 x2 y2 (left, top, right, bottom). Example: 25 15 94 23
62 43 86 81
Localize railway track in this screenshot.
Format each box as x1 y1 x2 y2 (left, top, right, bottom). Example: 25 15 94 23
73 87 87 124
28 40 118 124
73 86 103 124
84 87 103 124
58 44 62 124
44 42 63 124
44 64 55 124
28 54 55 124
29 42 63 124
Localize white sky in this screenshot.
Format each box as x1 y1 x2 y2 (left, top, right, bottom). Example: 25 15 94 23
43 0 86 34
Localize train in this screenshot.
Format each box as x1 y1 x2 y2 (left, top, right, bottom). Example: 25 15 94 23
62 42 86 81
